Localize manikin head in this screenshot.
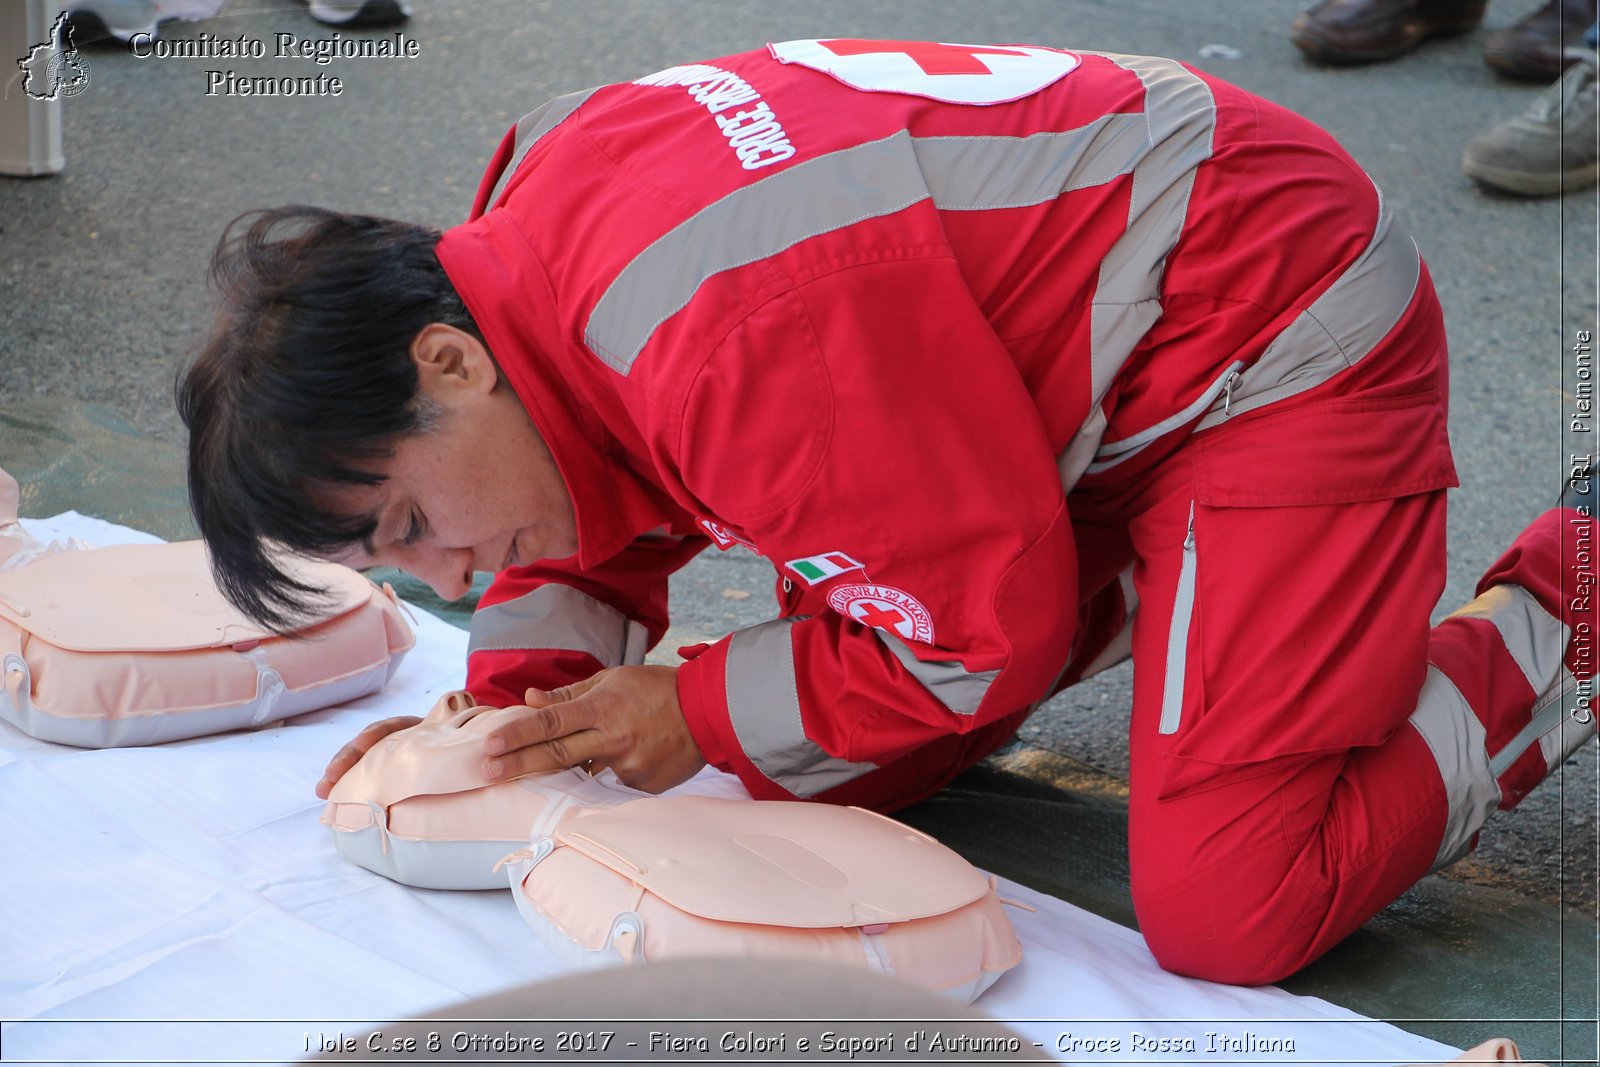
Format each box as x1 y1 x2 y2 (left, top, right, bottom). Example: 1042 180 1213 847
320 689 638 891
179 207 576 630
326 690 531 808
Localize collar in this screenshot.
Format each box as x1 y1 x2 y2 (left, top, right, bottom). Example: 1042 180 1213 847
435 210 673 569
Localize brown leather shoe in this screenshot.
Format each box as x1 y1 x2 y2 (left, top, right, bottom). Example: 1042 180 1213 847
1483 0 1598 81
1291 0 1488 63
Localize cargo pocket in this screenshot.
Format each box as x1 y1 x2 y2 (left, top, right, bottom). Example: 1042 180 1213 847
1154 386 1457 790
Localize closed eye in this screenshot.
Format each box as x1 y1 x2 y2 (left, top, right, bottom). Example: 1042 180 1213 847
401 510 426 546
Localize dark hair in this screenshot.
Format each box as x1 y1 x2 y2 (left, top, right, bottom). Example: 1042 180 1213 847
177 206 478 631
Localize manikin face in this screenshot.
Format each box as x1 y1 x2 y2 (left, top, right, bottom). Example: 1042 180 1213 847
325 324 578 599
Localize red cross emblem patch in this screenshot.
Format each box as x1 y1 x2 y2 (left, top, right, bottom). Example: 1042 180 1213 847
696 517 756 551
768 38 1079 105
827 583 935 644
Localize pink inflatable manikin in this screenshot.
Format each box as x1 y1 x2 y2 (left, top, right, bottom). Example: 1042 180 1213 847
0 467 88 571
0 467 20 565
321 689 644 889
324 690 1023 1003
0 467 414 748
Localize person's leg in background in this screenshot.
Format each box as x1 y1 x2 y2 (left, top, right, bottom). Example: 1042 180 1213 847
1484 0 1599 80
1289 0 1595 76
1462 20 1599 195
1289 0 1489 65
63 0 409 46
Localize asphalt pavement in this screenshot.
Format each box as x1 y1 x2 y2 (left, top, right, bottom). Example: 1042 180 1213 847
1 0 1595 979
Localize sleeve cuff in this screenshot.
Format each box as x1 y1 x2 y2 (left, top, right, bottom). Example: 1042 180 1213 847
677 637 807 801
674 638 738 775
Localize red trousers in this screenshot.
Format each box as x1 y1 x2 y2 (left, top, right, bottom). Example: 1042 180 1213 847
1067 273 1592 984
824 267 1595 985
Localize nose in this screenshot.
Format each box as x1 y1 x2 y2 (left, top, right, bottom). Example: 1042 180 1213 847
394 545 474 601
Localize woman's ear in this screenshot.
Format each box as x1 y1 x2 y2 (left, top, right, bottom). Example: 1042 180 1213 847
411 324 499 396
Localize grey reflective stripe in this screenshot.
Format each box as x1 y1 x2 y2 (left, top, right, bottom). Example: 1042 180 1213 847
1075 566 1139 681
1195 189 1422 433
914 114 1151 209
482 88 599 212
1057 407 1108 492
468 584 645 668
585 131 925 374
1059 53 1216 492
1530 667 1596 772
1492 666 1583 779
1159 503 1198 735
1118 565 1138 615
586 53 1214 377
1410 583 1588 871
878 629 999 717
1086 54 1216 427
1076 615 1134 681
1447 583 1568 700
724 617 879 797
1442 582 1581 783
1086 360 1244 475
1408 666 1500 871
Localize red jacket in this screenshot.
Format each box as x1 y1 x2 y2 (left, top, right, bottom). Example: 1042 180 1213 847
434 41 1428 805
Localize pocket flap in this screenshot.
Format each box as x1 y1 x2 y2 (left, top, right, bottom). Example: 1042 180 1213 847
555 796 989 928
0 541 372 651
1195 389 1457 507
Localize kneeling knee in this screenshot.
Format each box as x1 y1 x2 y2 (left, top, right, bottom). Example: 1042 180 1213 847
1135 886 1313 986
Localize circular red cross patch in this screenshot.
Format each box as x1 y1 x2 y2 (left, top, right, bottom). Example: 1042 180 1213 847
827 583 935 644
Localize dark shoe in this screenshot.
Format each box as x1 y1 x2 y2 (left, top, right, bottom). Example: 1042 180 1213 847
307 0 411 27
1463 50 1600 195
1484 0 1598 81
1291 0 1488 63
64 0 160 45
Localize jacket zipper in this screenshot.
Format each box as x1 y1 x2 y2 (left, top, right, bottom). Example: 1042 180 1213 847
1221 369 1242 417
1089 360 1247 474
1159 504 1197 735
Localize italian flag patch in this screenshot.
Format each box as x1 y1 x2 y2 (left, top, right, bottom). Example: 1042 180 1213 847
784 551 864 585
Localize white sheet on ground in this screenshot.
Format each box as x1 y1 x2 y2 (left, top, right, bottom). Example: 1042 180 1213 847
0 514 1461 1066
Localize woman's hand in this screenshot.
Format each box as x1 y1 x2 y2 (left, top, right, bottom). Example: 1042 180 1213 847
480 665 705 794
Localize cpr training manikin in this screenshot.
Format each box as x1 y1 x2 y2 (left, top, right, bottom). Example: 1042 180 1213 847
323 688 1024 1002
0 466 414 748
